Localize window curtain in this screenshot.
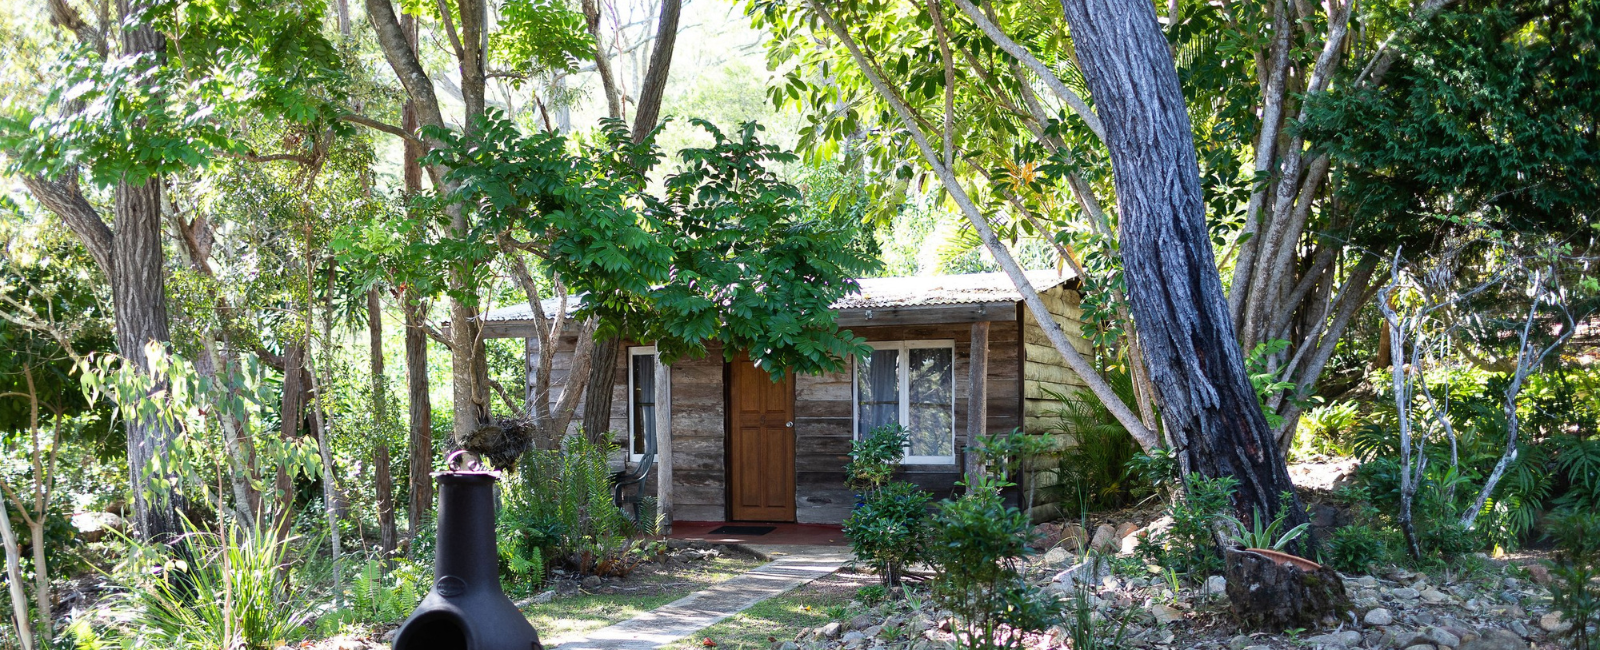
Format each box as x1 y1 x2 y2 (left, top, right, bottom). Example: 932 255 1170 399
856 348 900 435
906 348 954 458
631 354 656 457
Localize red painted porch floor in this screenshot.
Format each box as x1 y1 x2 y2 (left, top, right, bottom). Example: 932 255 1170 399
667 521 847 546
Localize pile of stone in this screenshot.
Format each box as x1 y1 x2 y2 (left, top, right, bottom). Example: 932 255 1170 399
792 551 1566 650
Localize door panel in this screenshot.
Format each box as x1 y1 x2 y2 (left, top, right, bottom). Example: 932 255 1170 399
728 358 796 521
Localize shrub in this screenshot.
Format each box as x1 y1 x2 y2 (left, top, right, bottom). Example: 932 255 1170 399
117 521 313 649
856 584 889 605
1137 475 1237 577
1045 378 1145 511
510 435 641 578
1321 524 1391 573
318 558 429 632
843 424 931 586
927 477 1060 650
1550 512 1600 650
844 481 932 586
846 425 910 490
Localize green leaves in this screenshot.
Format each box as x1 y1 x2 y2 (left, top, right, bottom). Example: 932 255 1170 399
494 0 594 78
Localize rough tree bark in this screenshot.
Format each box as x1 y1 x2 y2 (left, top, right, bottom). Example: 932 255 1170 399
368 289 397 560
579 0 683 442
398 14 434 544
1057 0 1305 527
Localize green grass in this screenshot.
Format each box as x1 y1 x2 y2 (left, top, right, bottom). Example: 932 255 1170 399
663 573 868 650
524 555 763 643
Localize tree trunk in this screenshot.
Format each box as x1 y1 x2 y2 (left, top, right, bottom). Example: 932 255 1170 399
274 342 307 542
1223 548 1351 631
631 0 681 144
0 498 32 650
1057 0 1305 529
403 290 433 546
28 522 47 644
581 338 619 444
369 289 398 560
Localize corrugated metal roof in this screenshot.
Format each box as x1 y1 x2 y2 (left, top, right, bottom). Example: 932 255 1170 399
479 270 1075 323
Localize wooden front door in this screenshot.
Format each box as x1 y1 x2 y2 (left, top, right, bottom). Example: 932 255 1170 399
728 357 796 521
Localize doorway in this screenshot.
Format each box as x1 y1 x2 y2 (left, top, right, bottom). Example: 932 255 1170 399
727 356 796 522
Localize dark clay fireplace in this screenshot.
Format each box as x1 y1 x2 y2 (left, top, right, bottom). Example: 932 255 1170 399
392 468 542 650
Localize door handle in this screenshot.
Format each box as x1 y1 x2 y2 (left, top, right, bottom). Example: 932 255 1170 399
786 421 794 428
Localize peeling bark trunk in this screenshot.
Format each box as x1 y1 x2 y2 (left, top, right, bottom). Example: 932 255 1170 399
1058 0 1305 530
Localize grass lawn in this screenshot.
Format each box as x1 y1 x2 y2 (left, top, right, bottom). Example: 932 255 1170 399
523 555 764 643
662 570 877 650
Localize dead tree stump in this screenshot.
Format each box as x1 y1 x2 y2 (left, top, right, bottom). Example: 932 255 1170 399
1224 548 1351 631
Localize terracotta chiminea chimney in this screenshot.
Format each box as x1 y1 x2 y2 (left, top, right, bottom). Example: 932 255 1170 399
392 455 542 650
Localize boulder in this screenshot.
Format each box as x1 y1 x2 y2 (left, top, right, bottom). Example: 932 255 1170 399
1304 630 1362 648
1459 629 1528 650
1422 627 1461 648
1043 547 1074 566
1151 604 1183 626
1420 588 1451 605
848 614 874 631
1521 563 1551 586
1204 575 1228 596
1539 611 1570 634
819 623 842 639
1115 521 1140 541
1061 523 1090 553
1052 556 1112 590
1089 524 1118 554
1393 587 1420 600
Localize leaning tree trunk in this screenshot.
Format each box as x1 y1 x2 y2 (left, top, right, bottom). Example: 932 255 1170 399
581 338 619 444
1057 0 1306 530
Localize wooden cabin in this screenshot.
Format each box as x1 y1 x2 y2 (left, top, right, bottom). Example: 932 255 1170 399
477 270 1091 526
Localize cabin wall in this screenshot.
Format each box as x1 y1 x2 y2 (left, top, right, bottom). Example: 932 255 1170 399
793 321 1023 524
1020 285 1090 522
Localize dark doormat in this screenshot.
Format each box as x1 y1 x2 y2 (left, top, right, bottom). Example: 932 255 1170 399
708 525 776 536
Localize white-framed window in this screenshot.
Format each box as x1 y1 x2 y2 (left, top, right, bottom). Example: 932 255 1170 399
853 340 957 464
627 346 658 462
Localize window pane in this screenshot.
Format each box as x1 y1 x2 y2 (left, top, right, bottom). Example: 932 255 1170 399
631 354 655 457
906 347 954 458
856 348 901 436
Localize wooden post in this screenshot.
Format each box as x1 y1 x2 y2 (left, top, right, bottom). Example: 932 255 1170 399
966 321 990 487
655 357 673 532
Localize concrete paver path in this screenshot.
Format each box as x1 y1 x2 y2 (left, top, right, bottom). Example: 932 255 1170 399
552 547 848 650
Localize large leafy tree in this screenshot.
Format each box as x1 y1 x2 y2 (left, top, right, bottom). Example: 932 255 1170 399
2 0 346 541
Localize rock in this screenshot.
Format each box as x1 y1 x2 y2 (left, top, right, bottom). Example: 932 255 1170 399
1305 630 1362 647
849 615 874 631
1394 587 1421 600
1459 629 1527 650
581 575 603 589
863 625 883 638
1539 612 1570 634
840 631 867 644
1119 533 1142 556
1151 604 1183 625
1052 557 1112 589
1423 627 1461 648
819 623 842 639
1365 608 1395 626
1508 620 1530 639
1061 523 1090 553
1226 635 1253 650
1521 563 1550 585
1089 524 1118 554
1043 547 1074 566
1358 575 1379 588
779 643 799 650
1204 575 1228 596
1033 522 1064 549
1115 521 1140 540
1502 577 1520 590
1420 588 1451 605
1402 645 1437 650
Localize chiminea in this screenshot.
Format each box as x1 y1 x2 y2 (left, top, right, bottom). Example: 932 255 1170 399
393 457 542 650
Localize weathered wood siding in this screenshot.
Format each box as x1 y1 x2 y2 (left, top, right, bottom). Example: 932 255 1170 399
1020 284 1090 522
793 321 1023 524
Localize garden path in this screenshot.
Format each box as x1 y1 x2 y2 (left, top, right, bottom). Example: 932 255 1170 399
551 546 849 650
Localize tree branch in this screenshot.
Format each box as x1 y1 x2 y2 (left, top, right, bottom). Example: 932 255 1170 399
946 0 1106 141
